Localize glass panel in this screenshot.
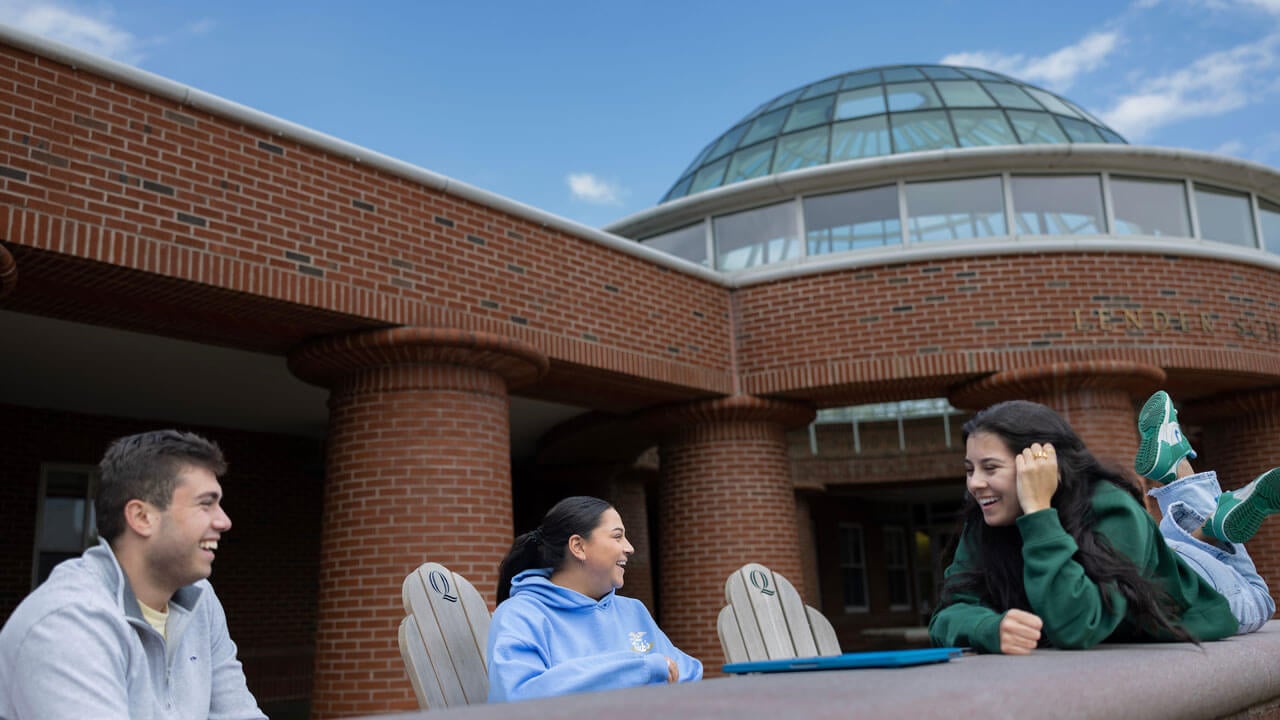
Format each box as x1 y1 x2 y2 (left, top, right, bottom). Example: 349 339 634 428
905 176 1006 242
935 80 996 107
890 111 957 152
741 108 789 147
981 82 1043 110
1098 127 1127 144
960 68 1007 81
843 571 867 608
839 524 867 610
766 87 806 111
804 184 901 253
801 77 842 99
1260 198 1280 252
882 67 925 83
1058 117 1103 142
951 109 1017 147
1012 175 1105 235
725 141 775 184
662 174 694 202
1008 110 1069 144
1024 87 1080 118
839 525 865 563
1195 184 1257 247
1111 176 1191 237
40 497 87 551
713 201 801 271
831 115 891 161
886 526 911 608
679 141 716 178
688 156 730 194
784 94 835 133
1064 99 1106 126
642 223 707 265
774 126 829 172
707 123 749 161
885 82 943 112
888 570 911 607
841 69 882 89
921 66 967 80
836 86 888 120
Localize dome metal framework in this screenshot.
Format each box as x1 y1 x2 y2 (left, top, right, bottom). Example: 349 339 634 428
662 64 1127 203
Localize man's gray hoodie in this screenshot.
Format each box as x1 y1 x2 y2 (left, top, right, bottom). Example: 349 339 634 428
0 538 264 720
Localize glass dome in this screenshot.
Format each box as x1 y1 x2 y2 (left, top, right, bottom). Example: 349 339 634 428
662 64 1127 203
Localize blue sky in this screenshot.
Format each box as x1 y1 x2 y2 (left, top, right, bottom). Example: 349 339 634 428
2 0 1279 228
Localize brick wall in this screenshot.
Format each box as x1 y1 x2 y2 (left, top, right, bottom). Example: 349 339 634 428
0 403 323 705
735 255 1280 404
0 42 733 410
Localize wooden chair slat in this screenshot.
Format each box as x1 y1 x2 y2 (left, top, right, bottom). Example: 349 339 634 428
399 562 491 710
717 562 841 664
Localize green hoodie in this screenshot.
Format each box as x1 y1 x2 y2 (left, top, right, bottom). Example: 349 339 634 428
930 482 1238 653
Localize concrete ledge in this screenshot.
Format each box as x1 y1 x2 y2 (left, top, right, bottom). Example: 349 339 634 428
358 621 1280 720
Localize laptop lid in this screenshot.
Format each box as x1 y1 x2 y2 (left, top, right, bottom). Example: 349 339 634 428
722 647 964 674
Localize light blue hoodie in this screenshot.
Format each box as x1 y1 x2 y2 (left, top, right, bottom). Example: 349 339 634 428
486 569 702 703
0 538 264 720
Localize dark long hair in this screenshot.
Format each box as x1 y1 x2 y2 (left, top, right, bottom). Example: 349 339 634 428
496 495 612 603
939 400 1194 643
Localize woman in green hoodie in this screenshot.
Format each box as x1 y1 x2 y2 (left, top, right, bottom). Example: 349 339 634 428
929 392 1277 654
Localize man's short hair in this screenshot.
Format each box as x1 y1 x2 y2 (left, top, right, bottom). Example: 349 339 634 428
96 430 228 542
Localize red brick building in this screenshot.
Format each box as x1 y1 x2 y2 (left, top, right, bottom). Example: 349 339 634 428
1 27 1278 719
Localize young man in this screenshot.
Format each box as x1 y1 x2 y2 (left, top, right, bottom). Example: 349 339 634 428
0 430 265 719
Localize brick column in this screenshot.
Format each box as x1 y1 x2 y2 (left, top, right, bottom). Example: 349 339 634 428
1186 387 1280 607
645 395 814 676
289 327 547 719
951 360 1165 473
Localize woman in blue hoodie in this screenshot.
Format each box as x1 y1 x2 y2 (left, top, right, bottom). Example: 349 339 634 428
487 496 702 702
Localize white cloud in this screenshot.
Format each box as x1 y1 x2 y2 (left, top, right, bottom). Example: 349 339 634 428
187 18 216 36
1097 33 1279 140
567 173 626 205
940 31 1121 92
0 0 140 63
1190 0 1280 13
1212 139 1247 156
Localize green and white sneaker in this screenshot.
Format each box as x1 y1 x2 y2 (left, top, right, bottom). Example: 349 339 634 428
1134 390 1196 484
1204 468 1280 544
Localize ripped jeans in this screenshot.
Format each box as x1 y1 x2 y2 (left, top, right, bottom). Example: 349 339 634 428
1148 471 1276 634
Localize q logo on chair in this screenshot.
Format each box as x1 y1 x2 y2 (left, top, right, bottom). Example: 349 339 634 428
748 568 776 596
428 569 459 602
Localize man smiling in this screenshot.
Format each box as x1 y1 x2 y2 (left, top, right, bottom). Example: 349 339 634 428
0 430 264 720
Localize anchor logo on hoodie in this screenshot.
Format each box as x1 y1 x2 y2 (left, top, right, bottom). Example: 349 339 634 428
628 631 653 653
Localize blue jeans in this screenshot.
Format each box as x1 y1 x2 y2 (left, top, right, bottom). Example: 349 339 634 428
1148 471 1276 634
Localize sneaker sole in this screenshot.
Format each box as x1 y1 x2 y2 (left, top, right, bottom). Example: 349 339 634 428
1134 392 1173 482
1220 468 1280 544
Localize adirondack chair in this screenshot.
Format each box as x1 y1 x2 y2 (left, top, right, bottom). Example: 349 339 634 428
717 562 841 664
398 562 492 710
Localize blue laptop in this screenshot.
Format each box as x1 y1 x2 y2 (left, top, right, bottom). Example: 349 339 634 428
722 646 965 674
